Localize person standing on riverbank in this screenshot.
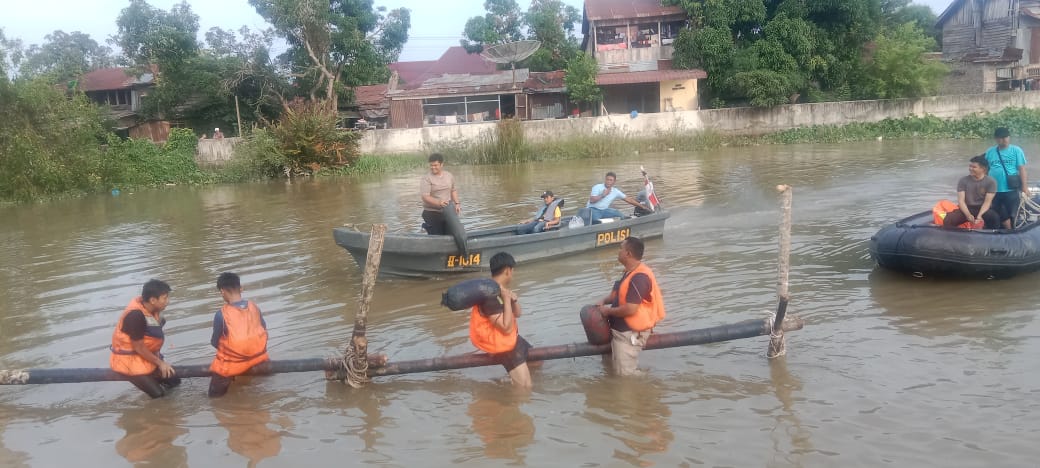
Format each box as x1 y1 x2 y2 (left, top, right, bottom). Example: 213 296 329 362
586 172 647 224
208 272 270 397
985 127 1028 228
109 279 180 398
594 237 665 376
420 153 461 235
469 253 532 389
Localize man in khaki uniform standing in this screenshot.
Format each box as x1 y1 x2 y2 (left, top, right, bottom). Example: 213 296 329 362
420 153 461 235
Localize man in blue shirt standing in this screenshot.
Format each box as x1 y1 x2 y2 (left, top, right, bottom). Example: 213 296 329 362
586 172 648 224
985 127 1029 229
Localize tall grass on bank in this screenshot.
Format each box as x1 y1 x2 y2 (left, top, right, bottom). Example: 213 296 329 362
430 119 728 163
316 154 427 176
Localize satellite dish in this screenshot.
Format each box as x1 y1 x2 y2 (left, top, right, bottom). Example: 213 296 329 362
481 40 541 88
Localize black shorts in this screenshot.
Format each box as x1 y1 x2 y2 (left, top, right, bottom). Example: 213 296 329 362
493 336 531 372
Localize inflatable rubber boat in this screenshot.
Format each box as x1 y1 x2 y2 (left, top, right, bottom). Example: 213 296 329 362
869 194 1040 278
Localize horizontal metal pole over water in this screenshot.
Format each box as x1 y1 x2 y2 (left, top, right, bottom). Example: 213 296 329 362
0 316 803 385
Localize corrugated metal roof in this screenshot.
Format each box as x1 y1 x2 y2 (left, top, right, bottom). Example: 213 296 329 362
78 67 153 92
595 68 706 85
353 84 388 110
584 0 685 21
393 69 530 98
388 46 499 90
524 70 566 92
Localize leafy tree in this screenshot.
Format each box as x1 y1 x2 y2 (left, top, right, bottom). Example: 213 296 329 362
673 26 733 92
114 0 200 67
460 0 524 53
0 78 109 200
564 51 601 112
523 0 580 71
886 4 940 47
0 28 23 78
859 22 947 99
729 70 797 106
18 31 114 84
249 0 411 109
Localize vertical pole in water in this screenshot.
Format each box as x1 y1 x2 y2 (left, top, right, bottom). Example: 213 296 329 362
768 185 793 359
343 224 386 387
234 95 243 137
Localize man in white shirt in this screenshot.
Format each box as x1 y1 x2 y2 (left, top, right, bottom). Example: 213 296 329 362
586 172 647 224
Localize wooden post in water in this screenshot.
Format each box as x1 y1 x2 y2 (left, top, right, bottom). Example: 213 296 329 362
337 223 386 387
768 185 793 359
234 95 243 137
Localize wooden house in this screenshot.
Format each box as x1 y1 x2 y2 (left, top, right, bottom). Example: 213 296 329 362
580 0 706 114
938 0 1040 92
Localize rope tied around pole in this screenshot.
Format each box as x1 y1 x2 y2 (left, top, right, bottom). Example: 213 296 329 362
327 346 369 388
328 223 386 388
766 309 788 358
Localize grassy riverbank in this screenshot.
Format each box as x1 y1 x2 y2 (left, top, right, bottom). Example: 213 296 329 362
6 105 1040 203
426 107 1040 165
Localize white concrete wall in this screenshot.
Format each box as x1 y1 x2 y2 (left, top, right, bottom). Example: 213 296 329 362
196 137 242 166
360 92 1040 154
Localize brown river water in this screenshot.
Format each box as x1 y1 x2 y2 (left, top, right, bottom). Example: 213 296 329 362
1 139 1038 467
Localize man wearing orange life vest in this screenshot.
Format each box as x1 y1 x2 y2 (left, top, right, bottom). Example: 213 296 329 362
594 237 665 376
469 252 532 389
110 279 180 398
208 272 271 397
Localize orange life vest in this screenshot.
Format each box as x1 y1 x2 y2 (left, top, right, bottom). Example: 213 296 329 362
211 300 270 377
617 263 666 332
469 299 517 354
110 297 165 376
932 199 973 228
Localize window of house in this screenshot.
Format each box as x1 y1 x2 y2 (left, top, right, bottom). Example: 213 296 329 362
661 21 685 41
422 95 502 125
632 24 657 48
596 26 627 45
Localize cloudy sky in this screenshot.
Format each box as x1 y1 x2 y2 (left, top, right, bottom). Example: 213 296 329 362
1 0 954 62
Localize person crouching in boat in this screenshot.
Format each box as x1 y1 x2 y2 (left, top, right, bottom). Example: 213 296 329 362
943 155 1003 230
209 272 271 397
469 253 533 389
110 279 180 398
516 191 563 234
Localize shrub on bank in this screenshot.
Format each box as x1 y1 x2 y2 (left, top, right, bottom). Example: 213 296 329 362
223 128 289 181
101 128 205 186
0 79 109 201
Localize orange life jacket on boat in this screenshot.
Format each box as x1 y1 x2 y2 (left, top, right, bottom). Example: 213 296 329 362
110 297 164 376
932 199 973 228
616 263 666 332
469 299 517 354
211 300 269 377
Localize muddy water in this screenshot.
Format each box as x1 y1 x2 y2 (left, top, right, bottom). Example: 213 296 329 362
1 139 1038 467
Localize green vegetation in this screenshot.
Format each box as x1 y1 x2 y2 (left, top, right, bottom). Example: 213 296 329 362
564 52 602 113
764 107 1040 144
0 77 208 202
460 0 581 72
668 0 945 107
